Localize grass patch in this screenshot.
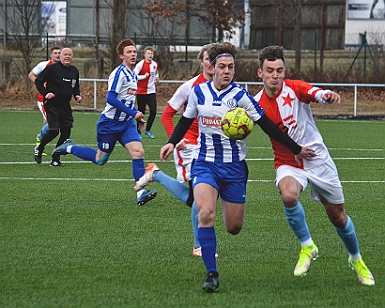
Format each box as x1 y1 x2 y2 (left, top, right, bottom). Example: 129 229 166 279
0 111 384 307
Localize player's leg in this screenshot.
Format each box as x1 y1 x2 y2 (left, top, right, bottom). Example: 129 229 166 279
36 101 49 147
134 163 191 202
122 121 157 206
321 198 374 285
219 160 248 235
144 93 157 138
52 120 114 165
38 123 49 145
195 182 219 293
194 160 239 292
50 126 71 166
136 94 146 133
276 166 318 276
310 158 374 285
50 109 74 166
191 201 201 255
34 105 59 164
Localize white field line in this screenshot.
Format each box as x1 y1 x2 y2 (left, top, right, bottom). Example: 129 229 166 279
0 156 384 166
0 177 384 184
0 144 383 183
0 143 383 152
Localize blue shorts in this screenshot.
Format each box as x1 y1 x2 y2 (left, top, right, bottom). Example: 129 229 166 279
191 160 249 204
96 116 141 153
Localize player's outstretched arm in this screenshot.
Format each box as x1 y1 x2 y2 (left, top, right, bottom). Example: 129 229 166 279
321 91 340 104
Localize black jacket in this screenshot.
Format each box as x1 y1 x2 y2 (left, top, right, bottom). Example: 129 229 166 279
35 62 80 107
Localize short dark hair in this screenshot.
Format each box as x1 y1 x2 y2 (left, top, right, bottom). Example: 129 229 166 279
116 38 136 55
259 45 285 69
207 42 237 66
50 46 61 52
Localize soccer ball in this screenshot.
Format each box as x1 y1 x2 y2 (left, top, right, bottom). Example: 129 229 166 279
221 107 254 140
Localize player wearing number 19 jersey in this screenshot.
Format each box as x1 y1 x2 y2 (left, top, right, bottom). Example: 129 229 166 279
254 45 374 286
52 38 157 206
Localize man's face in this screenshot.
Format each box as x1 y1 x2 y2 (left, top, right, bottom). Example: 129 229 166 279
120 45 137 68
60 48 73 67
50 49 61 62
144 49 154 62
257 59 285 96
213 56 235 90
201 51 214 78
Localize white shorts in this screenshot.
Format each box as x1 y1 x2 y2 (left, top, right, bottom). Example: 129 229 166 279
37 100 47 120
276 157 344 204
173 144 196 183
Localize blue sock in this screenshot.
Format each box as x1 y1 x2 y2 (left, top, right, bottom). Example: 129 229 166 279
152 171 190 204
132 158 145 182
191 202 200 248
198 226 217 273
284 202 311 243
38 123 49 140
335 216 360 256
70 146 97 163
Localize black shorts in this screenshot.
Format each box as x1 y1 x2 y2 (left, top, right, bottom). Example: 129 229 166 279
45 101 74 129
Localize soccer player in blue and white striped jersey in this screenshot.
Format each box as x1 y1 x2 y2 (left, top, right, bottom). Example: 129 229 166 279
160 42 315 292
52 38 157 206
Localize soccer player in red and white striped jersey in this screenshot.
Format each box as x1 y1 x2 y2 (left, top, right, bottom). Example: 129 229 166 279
134 46 159 139
255 45 374 286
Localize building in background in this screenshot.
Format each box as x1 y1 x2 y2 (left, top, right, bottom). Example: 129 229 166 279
0 0 384 51
345 0 385 48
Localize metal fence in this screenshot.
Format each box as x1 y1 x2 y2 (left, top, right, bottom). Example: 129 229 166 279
80 78 385 118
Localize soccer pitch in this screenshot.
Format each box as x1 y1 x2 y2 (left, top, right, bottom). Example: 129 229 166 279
1 110 384 307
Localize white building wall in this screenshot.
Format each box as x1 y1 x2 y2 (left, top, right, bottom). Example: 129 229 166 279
345 0 385 47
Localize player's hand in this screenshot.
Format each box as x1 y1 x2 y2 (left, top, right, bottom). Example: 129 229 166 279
175 138 190 151
160 143 174 162
134 111 144 121
45 92 55 100
295 146 316 166
322 91 340 104
75 95 82 104
137 119 146 133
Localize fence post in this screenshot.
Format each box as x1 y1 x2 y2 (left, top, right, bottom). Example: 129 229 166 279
94 80 97 110
354 85 357 117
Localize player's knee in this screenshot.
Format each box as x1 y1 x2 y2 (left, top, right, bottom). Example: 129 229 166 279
281 191 299 208
131 148 144 159
95 153 110 165
199 210 215 226
226 223 243 235
328 210 347 228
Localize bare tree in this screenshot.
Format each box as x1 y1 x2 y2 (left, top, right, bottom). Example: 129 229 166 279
104 0 131 69
197 0 245 42
134 0 187 78
256 0 302 72
292 0 302 72
3 0 54 90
